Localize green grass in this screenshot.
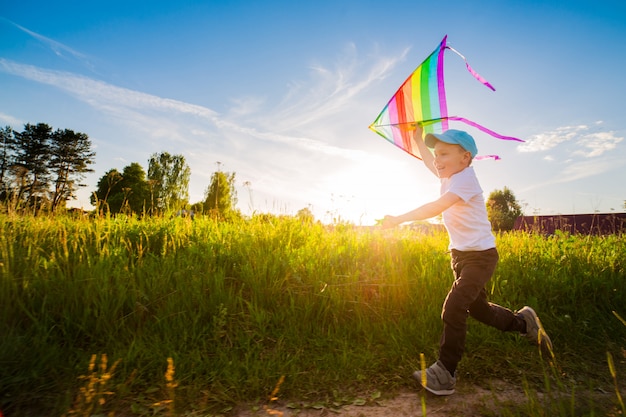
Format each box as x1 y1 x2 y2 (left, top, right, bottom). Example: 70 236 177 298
0 214 624 416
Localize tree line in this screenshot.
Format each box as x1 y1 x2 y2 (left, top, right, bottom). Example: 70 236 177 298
2 122 527 227
92 156 238 218
1 123 239 218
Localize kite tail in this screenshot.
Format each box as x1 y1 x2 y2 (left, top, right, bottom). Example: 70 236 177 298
446 45 496 91
475 154 502 161
418 116 524 142
447 116 524 142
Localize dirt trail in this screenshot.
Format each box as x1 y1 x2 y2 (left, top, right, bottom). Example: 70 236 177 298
233 379 535 417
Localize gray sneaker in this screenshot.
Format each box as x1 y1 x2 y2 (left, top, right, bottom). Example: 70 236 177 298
518 306 553 354
412 360 456 396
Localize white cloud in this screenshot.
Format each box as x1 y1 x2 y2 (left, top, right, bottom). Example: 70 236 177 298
0 59 217 118
1 17 96 71
227 96 266 117
558 158 619 182
574 131 623 157
0 58 369 158
517 123 623 158
268 43 410 132
517 124 587 152
0 112 23 127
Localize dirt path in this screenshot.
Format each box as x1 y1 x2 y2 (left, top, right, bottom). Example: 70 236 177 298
233 379 535 417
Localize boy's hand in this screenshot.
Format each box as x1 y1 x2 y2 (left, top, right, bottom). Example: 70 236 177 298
412 123 424 140
380 215 399 229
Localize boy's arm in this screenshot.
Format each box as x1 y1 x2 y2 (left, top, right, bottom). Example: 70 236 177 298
412 125 437 177
381 192 461 228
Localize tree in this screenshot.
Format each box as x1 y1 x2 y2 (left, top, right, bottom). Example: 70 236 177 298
12 123 53 212
92 169 124 214
487 187 522 231
147 152 190 213
297 206 315 223
120 163 150 214
203 168 237 219
91 163 149 215
0 126 15 204
0 122 96 213
48 128 96 212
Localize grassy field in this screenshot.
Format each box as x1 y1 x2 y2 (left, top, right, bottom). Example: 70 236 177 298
0 213 624 416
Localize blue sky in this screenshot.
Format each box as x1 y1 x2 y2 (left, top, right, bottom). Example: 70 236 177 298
1 0 625 223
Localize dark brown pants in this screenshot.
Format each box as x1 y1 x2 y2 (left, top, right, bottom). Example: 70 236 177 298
439 248 524 374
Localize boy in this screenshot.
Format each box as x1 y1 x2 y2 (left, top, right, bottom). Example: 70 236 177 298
382 127 552 396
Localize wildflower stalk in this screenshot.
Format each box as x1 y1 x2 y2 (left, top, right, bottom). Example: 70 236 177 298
64 354 119 417
153 357 178 416
420 353 427 417
264 375 285 417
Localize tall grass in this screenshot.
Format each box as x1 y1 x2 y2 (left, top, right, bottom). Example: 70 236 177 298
0 214 624 415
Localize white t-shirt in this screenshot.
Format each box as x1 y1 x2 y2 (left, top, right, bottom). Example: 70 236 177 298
440 166 495 251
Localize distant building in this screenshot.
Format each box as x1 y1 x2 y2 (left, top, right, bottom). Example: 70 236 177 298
514 213 626 235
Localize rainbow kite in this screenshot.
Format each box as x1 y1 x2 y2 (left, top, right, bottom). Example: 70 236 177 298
369 35 524 160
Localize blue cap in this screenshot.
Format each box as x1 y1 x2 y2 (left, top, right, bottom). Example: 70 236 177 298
424 129 477 158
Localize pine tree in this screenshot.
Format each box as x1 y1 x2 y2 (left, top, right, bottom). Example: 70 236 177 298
49 128 95 212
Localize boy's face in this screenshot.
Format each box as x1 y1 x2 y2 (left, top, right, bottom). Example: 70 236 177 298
432 140 472 178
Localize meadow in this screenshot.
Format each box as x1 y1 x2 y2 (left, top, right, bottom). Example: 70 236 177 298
0 213 624 416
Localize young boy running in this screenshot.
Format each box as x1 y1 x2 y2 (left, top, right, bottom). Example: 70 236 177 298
382 127 552 396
